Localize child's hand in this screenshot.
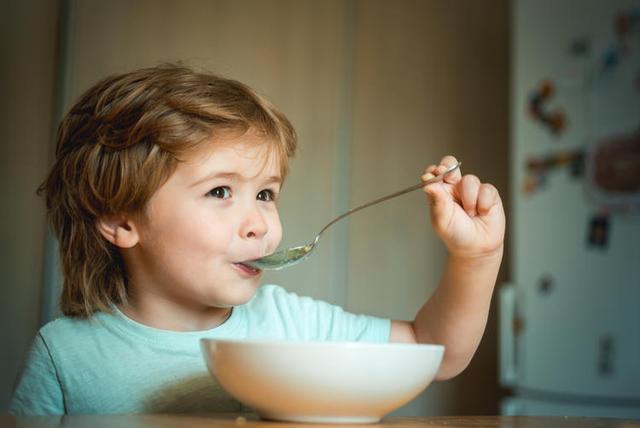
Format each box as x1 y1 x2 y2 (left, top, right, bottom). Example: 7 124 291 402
422 155 505 259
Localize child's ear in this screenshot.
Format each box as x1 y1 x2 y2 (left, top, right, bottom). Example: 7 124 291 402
96 215 139 249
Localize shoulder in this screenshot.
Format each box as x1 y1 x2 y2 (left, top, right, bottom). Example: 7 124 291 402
39 313 112 344
250 284 390 343
35 311 124 364
7 318 91 415
238 284 324 340
40 314 98 332
243 285 348 337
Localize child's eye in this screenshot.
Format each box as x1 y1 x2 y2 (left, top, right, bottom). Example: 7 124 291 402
257 189 277 202
207 186 231 199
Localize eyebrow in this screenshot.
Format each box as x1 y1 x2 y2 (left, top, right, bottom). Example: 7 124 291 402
190 171 282 188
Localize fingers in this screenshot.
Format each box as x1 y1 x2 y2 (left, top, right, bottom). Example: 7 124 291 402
421 156 459 216
421 155 501 218
477 183 500 215
421 155 461 184
459 174 481 216
459 175 502 217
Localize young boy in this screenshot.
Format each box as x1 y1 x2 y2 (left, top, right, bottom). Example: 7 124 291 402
10 64 504 415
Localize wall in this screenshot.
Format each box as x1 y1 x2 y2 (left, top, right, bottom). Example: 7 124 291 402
1 0 509 415
348 1 510 414
0 0 59 412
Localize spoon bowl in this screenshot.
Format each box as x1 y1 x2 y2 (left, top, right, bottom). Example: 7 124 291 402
247 242 317 271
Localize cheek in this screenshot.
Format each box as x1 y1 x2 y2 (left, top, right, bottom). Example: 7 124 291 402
150 208 234 258
189 211 237 256
267 213 283 250
205 223 235 253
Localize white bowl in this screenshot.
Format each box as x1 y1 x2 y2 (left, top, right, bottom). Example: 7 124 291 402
200 339 444 423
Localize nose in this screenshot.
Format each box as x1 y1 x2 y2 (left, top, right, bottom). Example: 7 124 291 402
238 205 268 240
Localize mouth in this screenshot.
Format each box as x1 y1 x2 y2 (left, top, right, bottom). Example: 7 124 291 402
231 261 262 277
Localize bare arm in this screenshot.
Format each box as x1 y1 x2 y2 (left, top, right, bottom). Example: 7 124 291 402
390 155 505 381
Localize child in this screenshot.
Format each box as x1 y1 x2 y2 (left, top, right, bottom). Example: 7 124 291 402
10 64 504 415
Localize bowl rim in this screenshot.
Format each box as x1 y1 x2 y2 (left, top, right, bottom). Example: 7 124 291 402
200 338 444 352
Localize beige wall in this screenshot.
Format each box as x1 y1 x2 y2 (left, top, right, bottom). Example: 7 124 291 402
66 0 353 305
1 0 509 415
0 0 59 412
348 1 510 415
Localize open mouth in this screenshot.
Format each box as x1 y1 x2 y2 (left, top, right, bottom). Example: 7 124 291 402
232 262 261 276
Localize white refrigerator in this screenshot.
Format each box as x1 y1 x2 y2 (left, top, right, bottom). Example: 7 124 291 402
500 0 640 418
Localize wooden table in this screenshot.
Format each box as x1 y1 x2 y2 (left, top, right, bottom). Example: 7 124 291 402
2 415 638 428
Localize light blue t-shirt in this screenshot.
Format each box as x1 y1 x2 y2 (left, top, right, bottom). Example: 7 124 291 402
9 284 390 416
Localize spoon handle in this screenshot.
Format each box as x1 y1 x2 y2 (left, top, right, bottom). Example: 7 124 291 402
317 162 461 237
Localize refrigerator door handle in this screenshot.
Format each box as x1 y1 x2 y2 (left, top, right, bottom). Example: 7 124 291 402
499 283 518 387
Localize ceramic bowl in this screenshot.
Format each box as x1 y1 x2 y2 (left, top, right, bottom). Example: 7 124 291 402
200 339 444 423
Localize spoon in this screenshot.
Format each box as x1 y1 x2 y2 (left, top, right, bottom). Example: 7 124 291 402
245 162 461 271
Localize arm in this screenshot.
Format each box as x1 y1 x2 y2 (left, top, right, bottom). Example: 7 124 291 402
390 155 505 381
9 333 65 415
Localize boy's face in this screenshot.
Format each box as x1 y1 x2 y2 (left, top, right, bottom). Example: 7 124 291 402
124 131 283 312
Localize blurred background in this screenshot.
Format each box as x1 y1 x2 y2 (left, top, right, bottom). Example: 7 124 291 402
1 0 638 417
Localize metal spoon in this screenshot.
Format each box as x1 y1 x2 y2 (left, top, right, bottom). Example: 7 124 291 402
245 162 461 271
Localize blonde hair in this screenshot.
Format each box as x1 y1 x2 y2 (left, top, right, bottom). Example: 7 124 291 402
40 64 297 318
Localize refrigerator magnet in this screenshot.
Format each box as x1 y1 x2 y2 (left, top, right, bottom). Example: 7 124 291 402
587 211 610 249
